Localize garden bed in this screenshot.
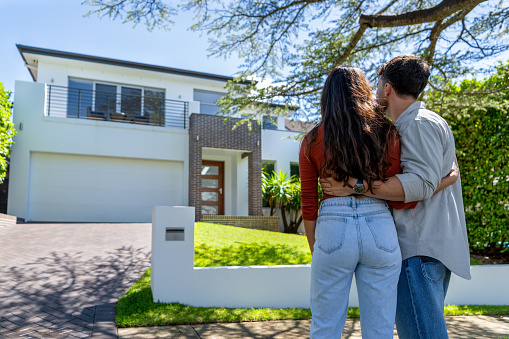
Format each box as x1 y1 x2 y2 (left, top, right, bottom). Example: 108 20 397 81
471 253 509 265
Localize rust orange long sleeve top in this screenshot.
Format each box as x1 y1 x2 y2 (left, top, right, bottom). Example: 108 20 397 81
299 125 418 220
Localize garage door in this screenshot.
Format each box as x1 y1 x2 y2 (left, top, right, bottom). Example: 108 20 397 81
27 152 185 222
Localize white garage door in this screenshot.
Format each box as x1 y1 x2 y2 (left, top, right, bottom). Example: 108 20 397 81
27 152 185 222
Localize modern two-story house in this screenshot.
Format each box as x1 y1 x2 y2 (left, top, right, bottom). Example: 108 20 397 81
8 45 305 226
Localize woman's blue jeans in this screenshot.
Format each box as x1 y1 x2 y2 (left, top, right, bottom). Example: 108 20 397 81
310 197 402 339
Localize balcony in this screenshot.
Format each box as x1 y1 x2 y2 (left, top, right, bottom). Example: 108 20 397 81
45 85 189 129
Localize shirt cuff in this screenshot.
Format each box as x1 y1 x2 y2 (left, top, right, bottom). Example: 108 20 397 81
395 172 433 202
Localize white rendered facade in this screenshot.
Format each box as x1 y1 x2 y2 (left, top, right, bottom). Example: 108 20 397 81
8 45 303 223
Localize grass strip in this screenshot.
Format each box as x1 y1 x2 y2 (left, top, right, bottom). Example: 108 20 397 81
116 268 509 327
117 223 509 327
444 305 509 316
116 268 321 327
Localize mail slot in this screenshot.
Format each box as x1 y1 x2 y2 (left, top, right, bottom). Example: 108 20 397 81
166 227 185 241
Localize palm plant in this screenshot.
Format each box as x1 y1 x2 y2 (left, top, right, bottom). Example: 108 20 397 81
262 170 303 233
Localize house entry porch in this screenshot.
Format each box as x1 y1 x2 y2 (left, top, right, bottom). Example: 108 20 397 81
189 114 263 221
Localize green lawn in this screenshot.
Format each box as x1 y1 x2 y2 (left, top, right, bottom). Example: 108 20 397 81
194 222 312 267
116 222 509 327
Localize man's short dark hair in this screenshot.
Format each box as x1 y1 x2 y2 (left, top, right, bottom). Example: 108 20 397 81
377 55 430 99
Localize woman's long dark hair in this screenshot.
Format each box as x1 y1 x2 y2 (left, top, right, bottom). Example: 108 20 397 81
305 66 396 193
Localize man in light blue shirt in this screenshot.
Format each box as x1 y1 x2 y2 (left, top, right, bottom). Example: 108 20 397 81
321 55 471 338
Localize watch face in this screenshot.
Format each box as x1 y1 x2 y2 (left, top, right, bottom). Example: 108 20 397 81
354 184 364 194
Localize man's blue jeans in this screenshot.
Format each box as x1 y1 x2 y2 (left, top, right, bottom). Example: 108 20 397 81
396 256 451 339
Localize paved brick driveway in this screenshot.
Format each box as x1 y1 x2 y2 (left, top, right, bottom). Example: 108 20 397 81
0 223 152 338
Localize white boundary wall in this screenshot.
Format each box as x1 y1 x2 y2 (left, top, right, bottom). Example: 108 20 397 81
151 206 509 308
151 206 318 308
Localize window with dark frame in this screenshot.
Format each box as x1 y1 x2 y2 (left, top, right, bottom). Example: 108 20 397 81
67 78 93 118
262 161 276 208
290 162 300 178
144 89 165 125
121 87 142 118
95 84 117 115
68 78 166 125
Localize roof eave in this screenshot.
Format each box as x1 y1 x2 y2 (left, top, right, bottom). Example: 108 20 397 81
16 44 254 85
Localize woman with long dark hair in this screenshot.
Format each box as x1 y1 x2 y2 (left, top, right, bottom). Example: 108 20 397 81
299 66 415 338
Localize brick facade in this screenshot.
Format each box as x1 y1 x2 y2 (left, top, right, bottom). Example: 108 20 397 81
189 114 263 221
201 215 279 232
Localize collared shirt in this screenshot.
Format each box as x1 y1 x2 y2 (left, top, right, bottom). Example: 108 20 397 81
394 101 471 280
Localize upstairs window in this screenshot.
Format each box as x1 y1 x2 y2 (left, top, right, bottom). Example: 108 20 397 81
262 116 277 130
67 78 93 118
193 89 225 115
144 89 165 125
120 86 142 116
67 78 165 124
96 84 117 115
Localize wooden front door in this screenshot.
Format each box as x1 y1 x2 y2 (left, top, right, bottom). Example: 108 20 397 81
201 160 224 215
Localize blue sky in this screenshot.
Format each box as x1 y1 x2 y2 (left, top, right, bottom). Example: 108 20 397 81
2 0 508 97
1 0 243 93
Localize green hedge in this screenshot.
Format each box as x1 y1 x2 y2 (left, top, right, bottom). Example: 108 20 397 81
0 83 16 184
427 61 509 256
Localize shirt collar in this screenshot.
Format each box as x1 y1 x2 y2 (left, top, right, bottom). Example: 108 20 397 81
395 101 425 125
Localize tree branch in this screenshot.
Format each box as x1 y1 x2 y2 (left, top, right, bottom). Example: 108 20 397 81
359 0 486 28
354 28 428 52
425 20 443 66
332 26 367 68
253 4 308 74
331 0 401 68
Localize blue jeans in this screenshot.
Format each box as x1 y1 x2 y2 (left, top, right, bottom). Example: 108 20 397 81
396 256 452 339
310 197 402 339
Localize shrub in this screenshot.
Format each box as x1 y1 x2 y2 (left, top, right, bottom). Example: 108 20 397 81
262 170 302 233
427 61 509 256
0 83 16 184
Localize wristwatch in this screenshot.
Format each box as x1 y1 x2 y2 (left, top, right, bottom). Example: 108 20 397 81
353 178 365 194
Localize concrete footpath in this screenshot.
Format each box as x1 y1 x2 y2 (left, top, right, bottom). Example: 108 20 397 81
119 316 509 338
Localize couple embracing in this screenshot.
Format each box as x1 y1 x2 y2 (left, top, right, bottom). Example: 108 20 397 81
299 55 471 339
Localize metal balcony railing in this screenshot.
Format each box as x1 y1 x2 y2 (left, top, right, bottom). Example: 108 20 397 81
45 85 189 129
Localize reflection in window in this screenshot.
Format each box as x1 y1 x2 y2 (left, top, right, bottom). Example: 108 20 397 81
262 161 276 176
202 192 219 202
201 165 219 176
202 205 219 215
144 89 165 125
121 87 142 117
68 79 166 125
202 178 219 188
262 161 276 208
263 116 277 130
67 78 93 118
95 84 117 114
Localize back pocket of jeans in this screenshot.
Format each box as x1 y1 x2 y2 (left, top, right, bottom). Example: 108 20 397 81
365 215 399 253
420 257 446 283
316 217 347 254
